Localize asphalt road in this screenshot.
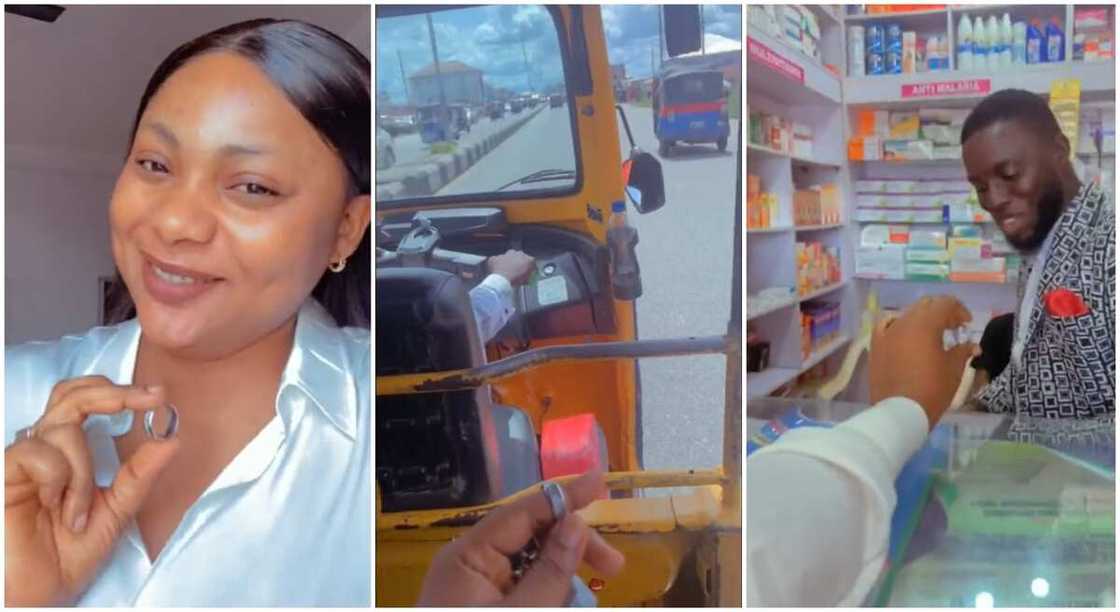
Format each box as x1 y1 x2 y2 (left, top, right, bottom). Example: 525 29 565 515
619 104 739 474
387 109 540 169
437 101 739 473
437 105 577 196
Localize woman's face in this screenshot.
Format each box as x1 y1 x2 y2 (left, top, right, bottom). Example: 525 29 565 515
110 52 368 358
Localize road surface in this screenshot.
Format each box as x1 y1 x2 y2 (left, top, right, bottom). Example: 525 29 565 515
438 101 739 474
620 104 739 475
386 109 541 169
437 105 577 196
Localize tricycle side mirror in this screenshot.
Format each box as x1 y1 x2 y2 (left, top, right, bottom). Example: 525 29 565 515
623 151 665 214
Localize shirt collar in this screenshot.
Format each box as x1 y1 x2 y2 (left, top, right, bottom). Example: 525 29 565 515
85 299 358 441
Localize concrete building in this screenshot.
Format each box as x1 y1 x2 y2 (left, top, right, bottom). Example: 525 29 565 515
409 61 484 106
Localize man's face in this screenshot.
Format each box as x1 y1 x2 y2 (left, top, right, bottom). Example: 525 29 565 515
962 119 1066 252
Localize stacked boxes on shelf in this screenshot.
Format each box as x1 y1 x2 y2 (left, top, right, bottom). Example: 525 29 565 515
1073 7 1115 63
795 240 841 295
800 300 842 359
853 179 991 224
749 5 823 62
750 110 815 158
794 184 842 226
848 108 968 161
856 222 1017 283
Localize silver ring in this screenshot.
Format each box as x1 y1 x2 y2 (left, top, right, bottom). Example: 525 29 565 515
542 481 568 522
143 404 179 440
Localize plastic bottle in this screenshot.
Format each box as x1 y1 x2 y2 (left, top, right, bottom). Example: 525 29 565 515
607 201 642 300
1045 17 1065 63
957 15 974 71
1012 20 1027 64
972 16 988 72
986 15 1000 71
999 14 1013 68
1026 19 1043 64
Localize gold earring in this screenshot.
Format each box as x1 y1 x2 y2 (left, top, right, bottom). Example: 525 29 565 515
329 257 347 273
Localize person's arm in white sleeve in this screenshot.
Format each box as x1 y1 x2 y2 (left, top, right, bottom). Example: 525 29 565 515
746 397 929 606
469 273 516 344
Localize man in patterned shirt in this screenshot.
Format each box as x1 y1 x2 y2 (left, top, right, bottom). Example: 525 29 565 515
962 89 1114 418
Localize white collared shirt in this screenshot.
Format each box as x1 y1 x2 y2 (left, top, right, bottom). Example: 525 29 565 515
4 299 370 606
747 398 928 606
469 273 516 343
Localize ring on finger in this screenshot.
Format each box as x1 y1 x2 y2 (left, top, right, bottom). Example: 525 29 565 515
143 404 180 441
542 481 568 522
15 425 37 442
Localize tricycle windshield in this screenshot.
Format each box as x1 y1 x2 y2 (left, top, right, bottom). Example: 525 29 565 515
376 5 579 207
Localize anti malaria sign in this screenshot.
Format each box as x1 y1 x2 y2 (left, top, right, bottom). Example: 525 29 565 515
747 37 804 84
901 78 991 99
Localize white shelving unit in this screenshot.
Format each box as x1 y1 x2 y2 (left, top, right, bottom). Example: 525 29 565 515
747 7 855 400
747 4 1116 403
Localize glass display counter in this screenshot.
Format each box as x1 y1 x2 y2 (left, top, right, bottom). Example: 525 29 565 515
748 398 1115 607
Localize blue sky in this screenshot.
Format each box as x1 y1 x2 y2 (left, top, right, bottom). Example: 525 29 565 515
375 5 741 105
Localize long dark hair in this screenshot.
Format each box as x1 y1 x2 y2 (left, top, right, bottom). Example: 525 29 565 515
105 18 370 328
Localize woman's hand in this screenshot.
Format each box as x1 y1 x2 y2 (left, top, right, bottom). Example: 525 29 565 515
418 469 625 606
870 296 979 428
5 377 180 606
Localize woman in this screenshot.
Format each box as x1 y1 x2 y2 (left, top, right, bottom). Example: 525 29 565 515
5 19 371 606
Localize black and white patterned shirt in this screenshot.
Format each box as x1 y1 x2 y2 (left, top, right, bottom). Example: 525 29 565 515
975 182 1115 418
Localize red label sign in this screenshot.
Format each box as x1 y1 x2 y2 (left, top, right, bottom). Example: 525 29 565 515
901 78 992 99
747 37 805 84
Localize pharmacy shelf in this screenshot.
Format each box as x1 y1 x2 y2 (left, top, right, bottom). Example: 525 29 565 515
747 27 842 105
746 333 853 399
855 275 1015 286
792 153 844 168
805 4 842 26
746 225 794 234
795 223 846 232
746 295 797 322
747 367 801 399
800 280 848 302
854 220 995 225
747 280 849 322
748 142 844 168
844 61 1116 105
844 8 949 22
851 158 964 168
802 334 852 371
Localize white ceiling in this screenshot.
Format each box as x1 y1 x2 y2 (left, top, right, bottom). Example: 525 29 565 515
5 5 370 165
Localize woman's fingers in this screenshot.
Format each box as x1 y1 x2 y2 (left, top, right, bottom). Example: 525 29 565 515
583 528 625 576
34 425 95 534
5 438 72 512
44 376 112 410
39 384 165 428
503 513 589 607
93 437 180 540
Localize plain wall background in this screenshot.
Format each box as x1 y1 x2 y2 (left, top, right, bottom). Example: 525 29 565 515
5 5 371 344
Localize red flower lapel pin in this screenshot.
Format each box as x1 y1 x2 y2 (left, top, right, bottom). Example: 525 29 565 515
1044 288 1090 318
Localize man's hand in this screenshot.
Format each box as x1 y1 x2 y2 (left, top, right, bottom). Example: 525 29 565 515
488 249 536 286
417 470 624 606
870 296 979 428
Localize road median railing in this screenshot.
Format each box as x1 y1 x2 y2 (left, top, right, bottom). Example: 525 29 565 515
376 104 546 200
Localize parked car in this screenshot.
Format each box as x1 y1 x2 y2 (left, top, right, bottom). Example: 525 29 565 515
380 113 416 136
549 93 563 108
376 127 396 169
487 100 506 120
509 97 524 114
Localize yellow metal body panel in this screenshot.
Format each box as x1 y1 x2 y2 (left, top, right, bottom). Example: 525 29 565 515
374 6 742 606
